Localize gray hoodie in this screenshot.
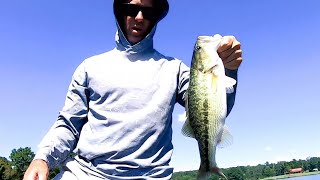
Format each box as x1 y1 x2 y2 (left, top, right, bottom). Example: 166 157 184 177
34 0 237 179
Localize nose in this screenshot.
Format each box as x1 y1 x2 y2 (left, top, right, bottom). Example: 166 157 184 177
135 11 144 22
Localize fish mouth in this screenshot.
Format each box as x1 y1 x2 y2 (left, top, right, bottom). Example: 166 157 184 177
198 36 215 43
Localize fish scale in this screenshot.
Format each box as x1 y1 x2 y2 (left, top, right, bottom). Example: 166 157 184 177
182 35 236 180
189 71 221 170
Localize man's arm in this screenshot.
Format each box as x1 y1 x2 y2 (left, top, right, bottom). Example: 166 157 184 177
176 61 190 107
218 35 242 116
225 68 238 116
24 61 89 180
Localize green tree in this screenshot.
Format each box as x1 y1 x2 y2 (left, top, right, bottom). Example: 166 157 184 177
226 167 244 180
274 162 285 176
308 157 319 171
243 166 256 179
302 160 310 171
254 164 265 179
283 162 292 174
0 162 4 178
290 159 302 169
171 157 320 180
49 167 61 179
0 157 15 180
172 170 197 180
263 166 276 178
9 147 35 179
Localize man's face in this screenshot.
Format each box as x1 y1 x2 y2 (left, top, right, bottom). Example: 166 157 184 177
123 0 154 44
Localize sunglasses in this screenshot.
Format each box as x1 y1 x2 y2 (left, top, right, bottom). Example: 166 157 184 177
120 3 158 21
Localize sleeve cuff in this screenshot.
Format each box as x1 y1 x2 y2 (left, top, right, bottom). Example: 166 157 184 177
225 68 238 80
33 149 57 169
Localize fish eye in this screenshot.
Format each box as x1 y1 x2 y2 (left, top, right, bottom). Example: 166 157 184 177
195 46 201 51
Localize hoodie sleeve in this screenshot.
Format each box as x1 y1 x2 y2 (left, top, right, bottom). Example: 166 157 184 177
225 68 238 116
176 61 190 107
33 61 89 169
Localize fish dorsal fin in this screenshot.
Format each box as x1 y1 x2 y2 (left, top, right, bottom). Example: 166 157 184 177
224 76 236 94
217 125 233 148
181 92 196 138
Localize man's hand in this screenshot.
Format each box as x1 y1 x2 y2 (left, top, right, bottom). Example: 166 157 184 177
218 36 242 70
23 159 49 180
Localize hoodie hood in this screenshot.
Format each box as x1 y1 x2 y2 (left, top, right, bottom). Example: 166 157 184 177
113 0 169 54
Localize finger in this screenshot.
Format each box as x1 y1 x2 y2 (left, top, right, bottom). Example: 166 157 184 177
218 39 241 60
217 36 238 53
38 169 49 180
38 173 47 180
223 49 242 64
217 36 233 53
224 57 243 70
23 172 37 180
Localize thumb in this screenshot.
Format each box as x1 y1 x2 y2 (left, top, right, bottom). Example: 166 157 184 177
37 169 49 180
217 36 234 53
38 173 48 180
23 171 40 180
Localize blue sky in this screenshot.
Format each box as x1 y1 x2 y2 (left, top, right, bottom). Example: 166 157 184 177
1 0 320 172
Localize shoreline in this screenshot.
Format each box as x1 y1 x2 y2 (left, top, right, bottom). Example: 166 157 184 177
261 171 320 179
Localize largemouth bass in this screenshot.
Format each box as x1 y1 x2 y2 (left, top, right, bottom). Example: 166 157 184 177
182 34 236 180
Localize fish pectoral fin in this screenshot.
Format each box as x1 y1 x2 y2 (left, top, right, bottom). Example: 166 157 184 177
211 74 218 93
224 76 237 94
181 118 196 138
217 125 233 148
182 92 196 138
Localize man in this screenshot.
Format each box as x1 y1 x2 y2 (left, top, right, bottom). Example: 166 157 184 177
24 0 242 179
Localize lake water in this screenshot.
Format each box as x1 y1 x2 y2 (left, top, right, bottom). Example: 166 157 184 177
284 174 320 179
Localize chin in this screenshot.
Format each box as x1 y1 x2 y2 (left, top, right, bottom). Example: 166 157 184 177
128 38 141 44
128 36 143 44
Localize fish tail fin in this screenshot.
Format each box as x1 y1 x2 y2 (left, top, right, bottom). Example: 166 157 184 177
197 166 211 180
197 165 228 180
212 167 228 180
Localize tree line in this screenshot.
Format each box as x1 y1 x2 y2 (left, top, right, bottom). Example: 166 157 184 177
1 147 320 180
172 157 320 180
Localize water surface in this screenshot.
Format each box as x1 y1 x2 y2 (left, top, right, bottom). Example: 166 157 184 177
284 174 320 179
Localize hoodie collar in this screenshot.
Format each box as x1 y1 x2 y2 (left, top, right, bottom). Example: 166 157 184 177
115 21 156 55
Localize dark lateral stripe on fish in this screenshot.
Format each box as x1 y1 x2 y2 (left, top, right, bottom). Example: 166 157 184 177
203 98 210 171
